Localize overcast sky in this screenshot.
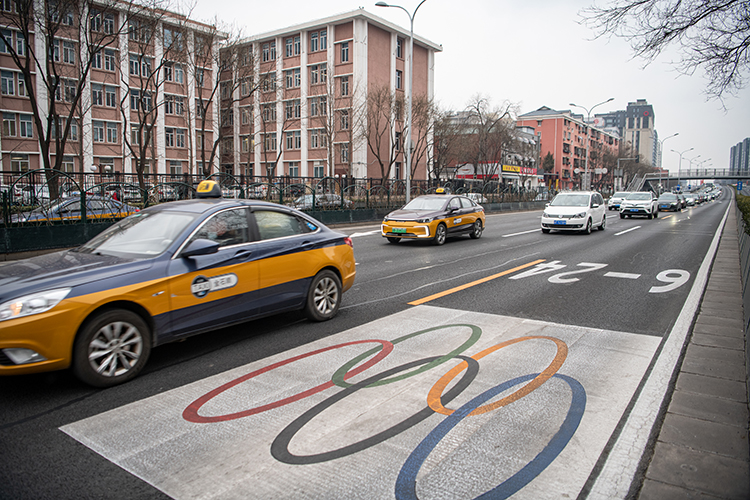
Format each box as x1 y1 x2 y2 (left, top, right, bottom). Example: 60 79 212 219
190 0 750 175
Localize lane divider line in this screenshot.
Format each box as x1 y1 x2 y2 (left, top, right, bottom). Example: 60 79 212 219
615 226 641 236
408 259 546 306
502 229 541 238
604 272 641 279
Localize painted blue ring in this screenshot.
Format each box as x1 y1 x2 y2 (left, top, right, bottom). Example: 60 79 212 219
395 373 586 500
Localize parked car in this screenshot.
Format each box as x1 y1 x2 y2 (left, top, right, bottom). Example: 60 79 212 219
657 192 681 212
683 193 697 206
0 181 356 387
290 193 352 210
541 191 606 234
13 196 140 222
381 190 486 245
464 193 489 204
607 192 629 211
620 191 658 219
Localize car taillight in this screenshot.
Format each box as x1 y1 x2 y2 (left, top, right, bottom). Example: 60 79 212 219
344 237 353 248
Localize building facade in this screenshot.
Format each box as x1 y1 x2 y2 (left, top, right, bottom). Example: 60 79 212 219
0 0 222 178
730 137 750 175
219 10 441 183
517 106 620 191
594 99 657 168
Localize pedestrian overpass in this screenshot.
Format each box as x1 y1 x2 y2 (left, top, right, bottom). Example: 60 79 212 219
637 168 750 192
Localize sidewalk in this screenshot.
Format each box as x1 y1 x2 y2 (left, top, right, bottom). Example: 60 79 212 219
637 207 750 499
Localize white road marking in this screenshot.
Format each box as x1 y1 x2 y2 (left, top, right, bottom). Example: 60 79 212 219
502 229 542 238
349 230 380 238
604 272 641 279
615 226 641 235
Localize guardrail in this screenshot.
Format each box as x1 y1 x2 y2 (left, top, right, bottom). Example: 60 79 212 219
736 200 750 336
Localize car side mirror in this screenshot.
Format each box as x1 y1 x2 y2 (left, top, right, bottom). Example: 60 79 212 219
591 203 600 208
181 238 220 258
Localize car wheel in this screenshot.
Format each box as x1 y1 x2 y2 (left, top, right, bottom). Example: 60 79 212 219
653 208 658 219
647 211 652 219
72 309 151 388
305 270 342 321
469 219 483 239
620 213 625 219
386 237 401 244
432 223 447 246
599 215 606 230
541 227 550 234
583 218 592 234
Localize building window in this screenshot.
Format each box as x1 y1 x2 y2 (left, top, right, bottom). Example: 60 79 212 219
310 32 318 52
176 128 185 148
262 72 276 92
285 99 301 119
396 69 402 90
63 79 76 103
63 40 75 64
263 132 277 151
92 121 104 142
310 129 326 149
174 63 184 83
286 130 301 150
92 50 102 69
1 70 14 95
310 63 327 85
340 143 349 163
103 13 114 34
341 76 349 96
241 106 252 125
340 109 349 130
285 68 300 88
170 160 182 175
91 83 103 106
165 127 174 147
314 163 324 178
105 86 116 107
285 36 300 57
165 94 184 115
241 135 250 153
309 95 327 116
395 132 401 150
397 37 403 58
11 154 29 171
196 98 206 119
287 161 299 177
340 42 349 63
106 122 118 143
262 103 276 122
104 49 116 71
131 124 140 145
0 29 11 54
3 112 15 136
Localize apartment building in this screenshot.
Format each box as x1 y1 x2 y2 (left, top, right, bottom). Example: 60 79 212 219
730 137 750 175
517 106 620 190
594 99 657 167
219 9 441 182
0 0 221 177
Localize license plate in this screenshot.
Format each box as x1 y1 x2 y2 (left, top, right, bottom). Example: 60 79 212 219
553 220 566 225
660 205 668 209
392 227 407 234
630 209 638 212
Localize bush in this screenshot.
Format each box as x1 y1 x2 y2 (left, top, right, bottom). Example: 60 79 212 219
736 190 750 236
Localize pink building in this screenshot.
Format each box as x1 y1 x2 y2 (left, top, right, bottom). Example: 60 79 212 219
517 106 620 191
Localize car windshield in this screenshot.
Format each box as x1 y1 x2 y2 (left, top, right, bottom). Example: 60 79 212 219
549 194 590 207
76 210 198 258
658 193 677 200
402 197 447 211
626 193 652 200
612 192 628 198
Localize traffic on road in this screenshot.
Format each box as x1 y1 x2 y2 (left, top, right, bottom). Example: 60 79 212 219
0 183 731 500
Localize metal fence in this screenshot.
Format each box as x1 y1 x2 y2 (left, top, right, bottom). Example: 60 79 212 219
1 169 550 227
736 198 750 337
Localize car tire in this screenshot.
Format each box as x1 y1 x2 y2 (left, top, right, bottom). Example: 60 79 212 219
599 215 606 230
469 219 483 239
620 213 625 219
583 218 592 234
386 237 401 244
432 223 447 246
72 309 151 388
647 211 652 219
653 209 658 219
541 228 550 234
304 270 342 322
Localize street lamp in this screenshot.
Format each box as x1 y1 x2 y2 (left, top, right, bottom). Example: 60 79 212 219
376 0 428 203
655 132 678 191
671 147 694 190
569 97 614 190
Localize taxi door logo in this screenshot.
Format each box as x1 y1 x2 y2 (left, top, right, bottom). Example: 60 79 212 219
191 274 239 298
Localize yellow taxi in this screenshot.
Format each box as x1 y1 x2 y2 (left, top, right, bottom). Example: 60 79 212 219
0 181 356 387
381 189 486 245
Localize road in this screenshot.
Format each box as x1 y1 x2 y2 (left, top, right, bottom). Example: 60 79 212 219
0 190 730 500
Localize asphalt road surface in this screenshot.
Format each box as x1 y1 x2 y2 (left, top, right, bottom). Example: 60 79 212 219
0 189 730 500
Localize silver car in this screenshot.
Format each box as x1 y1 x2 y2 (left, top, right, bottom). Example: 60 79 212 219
541 191 606 234
607 192 629 211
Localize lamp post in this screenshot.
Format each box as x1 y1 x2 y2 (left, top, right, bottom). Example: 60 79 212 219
376 0 428 203
655 132 678 192
671 147 694 190
569 97 614 190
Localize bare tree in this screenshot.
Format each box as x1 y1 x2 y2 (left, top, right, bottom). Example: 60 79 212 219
431 109 465 181
580 0 750 99
407 93 435 182
459 96 517 181
361 85 404 184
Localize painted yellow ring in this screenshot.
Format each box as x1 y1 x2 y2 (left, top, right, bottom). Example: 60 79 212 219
427 336 568 416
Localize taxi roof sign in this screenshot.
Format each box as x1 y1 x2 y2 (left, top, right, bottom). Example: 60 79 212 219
435 187 449 194
196 180 222 198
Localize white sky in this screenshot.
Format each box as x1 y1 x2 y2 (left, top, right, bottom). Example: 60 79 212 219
190 0 750 175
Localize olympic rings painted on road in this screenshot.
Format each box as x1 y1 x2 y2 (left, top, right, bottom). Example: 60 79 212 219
271 355 480 465
427 336 568 416
396 373 586 500
331 324 482 388
183 339 394 423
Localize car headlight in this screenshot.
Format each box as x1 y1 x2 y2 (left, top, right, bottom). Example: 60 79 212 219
0 288 71 322
542 211 550 218
572 212 586 218
415 218 432 223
